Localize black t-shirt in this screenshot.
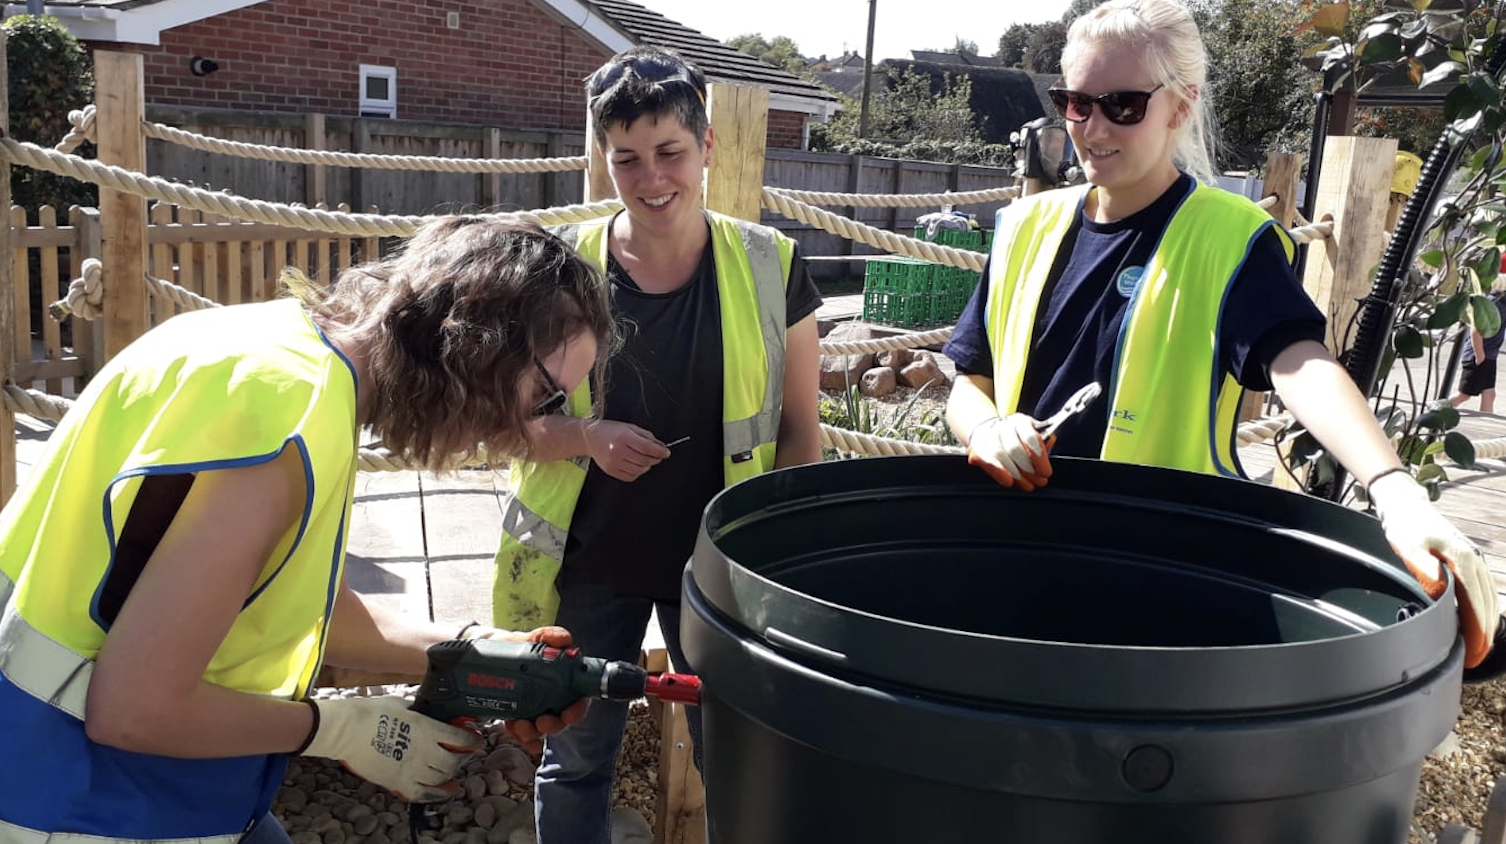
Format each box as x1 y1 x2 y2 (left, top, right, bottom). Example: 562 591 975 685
561 236 822 602
943 174 1326 458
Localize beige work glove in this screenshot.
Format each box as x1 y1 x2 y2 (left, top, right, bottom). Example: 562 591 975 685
1369 470 1499 668
301 697 481 802
967 414 1054 492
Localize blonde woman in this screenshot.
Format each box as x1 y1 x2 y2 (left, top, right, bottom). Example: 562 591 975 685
0 219 613 844
944 0 1498 667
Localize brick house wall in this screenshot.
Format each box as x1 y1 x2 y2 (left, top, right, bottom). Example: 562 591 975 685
766 109 806 150
94 0 612 132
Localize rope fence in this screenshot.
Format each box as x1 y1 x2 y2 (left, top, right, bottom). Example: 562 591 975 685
762 188 987 272
765 185 1019 208
57 105 589 173
0 138 621 238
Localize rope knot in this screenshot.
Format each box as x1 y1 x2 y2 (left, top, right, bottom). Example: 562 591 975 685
50 258 106 322
54 104 98 154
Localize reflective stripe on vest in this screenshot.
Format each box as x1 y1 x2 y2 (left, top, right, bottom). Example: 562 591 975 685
0 570 90 721
491 212 791 629
985 181 1292 476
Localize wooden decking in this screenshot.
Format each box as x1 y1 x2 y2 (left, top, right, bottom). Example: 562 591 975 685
1239 408 1506 589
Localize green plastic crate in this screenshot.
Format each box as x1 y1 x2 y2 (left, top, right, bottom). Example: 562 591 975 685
863 256 939 293
912 226 986 252
863 289 942 328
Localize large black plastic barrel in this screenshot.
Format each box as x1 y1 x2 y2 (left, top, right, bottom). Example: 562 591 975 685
681 456 1461 844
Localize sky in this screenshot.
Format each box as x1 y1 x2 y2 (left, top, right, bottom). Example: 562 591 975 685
633 1 1076 64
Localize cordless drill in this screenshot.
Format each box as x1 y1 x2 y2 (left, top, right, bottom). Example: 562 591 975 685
412 637 701 725
406 638 701 836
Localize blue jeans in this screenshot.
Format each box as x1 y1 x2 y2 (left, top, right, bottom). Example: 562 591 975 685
535 580 703 844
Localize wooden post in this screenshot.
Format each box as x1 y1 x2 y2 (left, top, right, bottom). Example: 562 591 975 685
1240 152 1304 422
72 207 106 384
304 112 327 207
887 159 902 234
482 128 502 210
352 118 373 213
583 110 616 203
0 31 15 502
845 153 863 260
704 82 769 223
544 131 569 209
1272 137 1393 492
1299 136 1396 358
96 51 148 360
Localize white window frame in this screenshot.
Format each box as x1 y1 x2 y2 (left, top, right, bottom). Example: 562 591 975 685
359 64 398 119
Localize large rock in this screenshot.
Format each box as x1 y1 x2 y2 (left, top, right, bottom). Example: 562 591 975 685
819 322 876 391
877 348 913 370
899 350 946 389
860 366 898 397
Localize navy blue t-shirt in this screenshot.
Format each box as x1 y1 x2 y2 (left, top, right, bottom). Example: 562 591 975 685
943 174 1326 458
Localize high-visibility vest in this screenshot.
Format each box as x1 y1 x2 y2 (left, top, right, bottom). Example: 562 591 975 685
491 211 793 629
985 181 1294 477
0 299 358 843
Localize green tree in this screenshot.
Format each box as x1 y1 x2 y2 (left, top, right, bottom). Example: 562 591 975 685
809 67 1014 166
4 15 96 217
997 22 1042 68
726 33 807 75
1191 0 1315 169
1023 22 1068 74
954 37 980 57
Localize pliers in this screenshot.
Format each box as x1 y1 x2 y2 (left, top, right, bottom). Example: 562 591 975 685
1036 381 1103 440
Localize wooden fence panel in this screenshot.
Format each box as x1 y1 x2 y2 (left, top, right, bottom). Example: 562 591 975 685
37 206 61 394
10 207 28 372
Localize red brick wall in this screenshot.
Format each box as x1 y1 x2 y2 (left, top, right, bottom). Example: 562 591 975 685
94 0 612 131
767 109 806 150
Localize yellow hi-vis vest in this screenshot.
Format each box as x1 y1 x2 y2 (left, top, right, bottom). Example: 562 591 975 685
0 299 357 842
985 181 1294 478
491 211 793 629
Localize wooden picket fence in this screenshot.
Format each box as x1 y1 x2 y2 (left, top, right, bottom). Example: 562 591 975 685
10 202 387 396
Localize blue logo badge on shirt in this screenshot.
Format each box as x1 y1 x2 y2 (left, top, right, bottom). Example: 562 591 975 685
1116 266 1144 298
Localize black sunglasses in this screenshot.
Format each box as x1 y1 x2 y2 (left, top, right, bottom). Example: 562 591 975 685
587 55 705 106
530 357 568 418
1048 83 1165 126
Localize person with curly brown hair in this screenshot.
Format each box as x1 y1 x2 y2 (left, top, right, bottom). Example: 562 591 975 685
0 218 616 844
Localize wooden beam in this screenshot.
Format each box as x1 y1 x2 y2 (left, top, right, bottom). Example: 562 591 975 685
0 31 15 503
544 130 568 209
483 128 502 210
304 112 327 208
96 50 149 361
1299 135 1395 358
654 700 706 844
352 118 373 213
71 207 105 385
704 82 769 223
1262 152 1304 232
583 109 616 203
1273 137 1393 492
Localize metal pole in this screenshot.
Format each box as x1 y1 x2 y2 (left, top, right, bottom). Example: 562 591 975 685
858 0 877 139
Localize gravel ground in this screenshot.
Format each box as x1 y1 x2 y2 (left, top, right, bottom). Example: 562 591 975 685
1413 679 1506 841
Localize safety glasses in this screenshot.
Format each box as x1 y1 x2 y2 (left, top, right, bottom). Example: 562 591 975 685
587 55 706 107
530 357 568 418
1048 83 1165 126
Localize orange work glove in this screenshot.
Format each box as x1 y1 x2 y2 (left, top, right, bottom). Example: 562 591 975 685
965 414 1055 492
1368 470 1499 668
